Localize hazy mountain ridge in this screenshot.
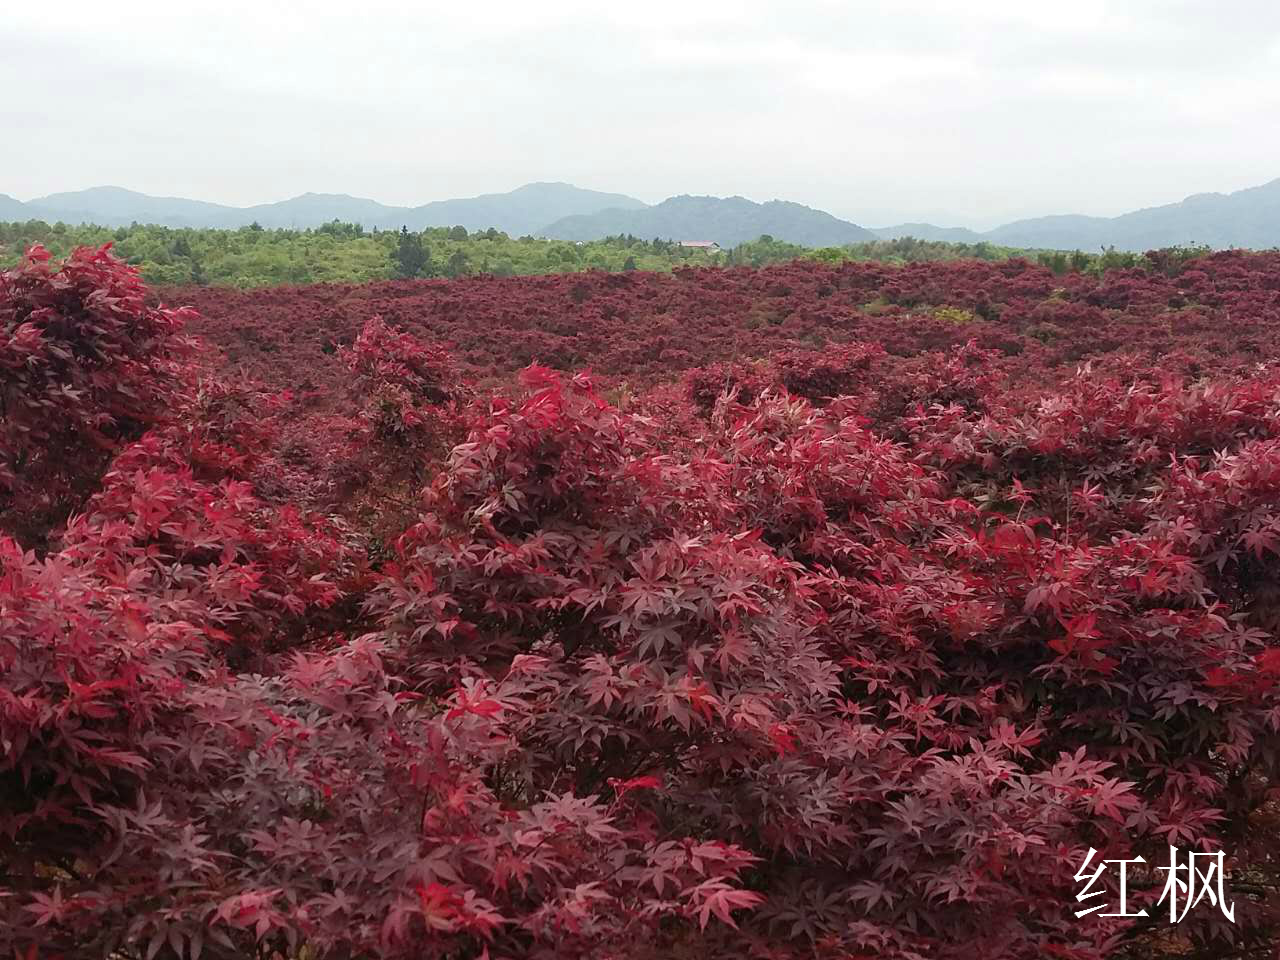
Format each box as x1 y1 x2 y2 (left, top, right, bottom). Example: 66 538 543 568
33 185 241 226
871 222 987 243
6 177 1280 251
895 179 1280 251
540 195 879 247
0 193 31 220
4 185 880 249
243 193 410 230
415 182 648 236
3 183 649 235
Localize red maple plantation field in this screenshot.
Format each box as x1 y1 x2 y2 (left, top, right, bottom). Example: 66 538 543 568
3 245 1280 960
173 252 1280 390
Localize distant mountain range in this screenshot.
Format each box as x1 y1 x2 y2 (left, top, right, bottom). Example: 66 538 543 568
0 183 647 236
873 178 1280 251
0 184 873 248
542 195 879 247
4 177 1280 251
871 222 987 244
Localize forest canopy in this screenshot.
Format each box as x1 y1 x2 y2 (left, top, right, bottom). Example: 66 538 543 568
0 219 1168 288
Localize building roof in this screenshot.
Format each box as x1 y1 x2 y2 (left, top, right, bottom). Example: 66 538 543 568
679 240 720 248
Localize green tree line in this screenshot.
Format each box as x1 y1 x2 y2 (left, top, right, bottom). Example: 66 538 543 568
0 221 729 287
0 219 1207 287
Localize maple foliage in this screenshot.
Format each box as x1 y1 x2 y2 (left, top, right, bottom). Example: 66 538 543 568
172 250 1280 394
332 315 472 534
0 244 194 547
2 246 1279 959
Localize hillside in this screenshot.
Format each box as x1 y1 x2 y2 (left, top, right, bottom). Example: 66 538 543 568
542 194 879 247
872 222 986 243
541 176 1280 251
0 193 29 220
2 182 648 234
878 177 1280 251
239 193 413 230
984 178 1280 250
410 181 647 235
28 186 242 228
10 175 1280 251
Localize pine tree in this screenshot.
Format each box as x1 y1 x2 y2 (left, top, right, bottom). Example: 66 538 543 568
393 226 428 278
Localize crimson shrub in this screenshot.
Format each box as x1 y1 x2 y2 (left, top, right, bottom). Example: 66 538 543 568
2 247 1277 959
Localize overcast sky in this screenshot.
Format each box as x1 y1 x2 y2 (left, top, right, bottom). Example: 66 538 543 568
5 0 1280 228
